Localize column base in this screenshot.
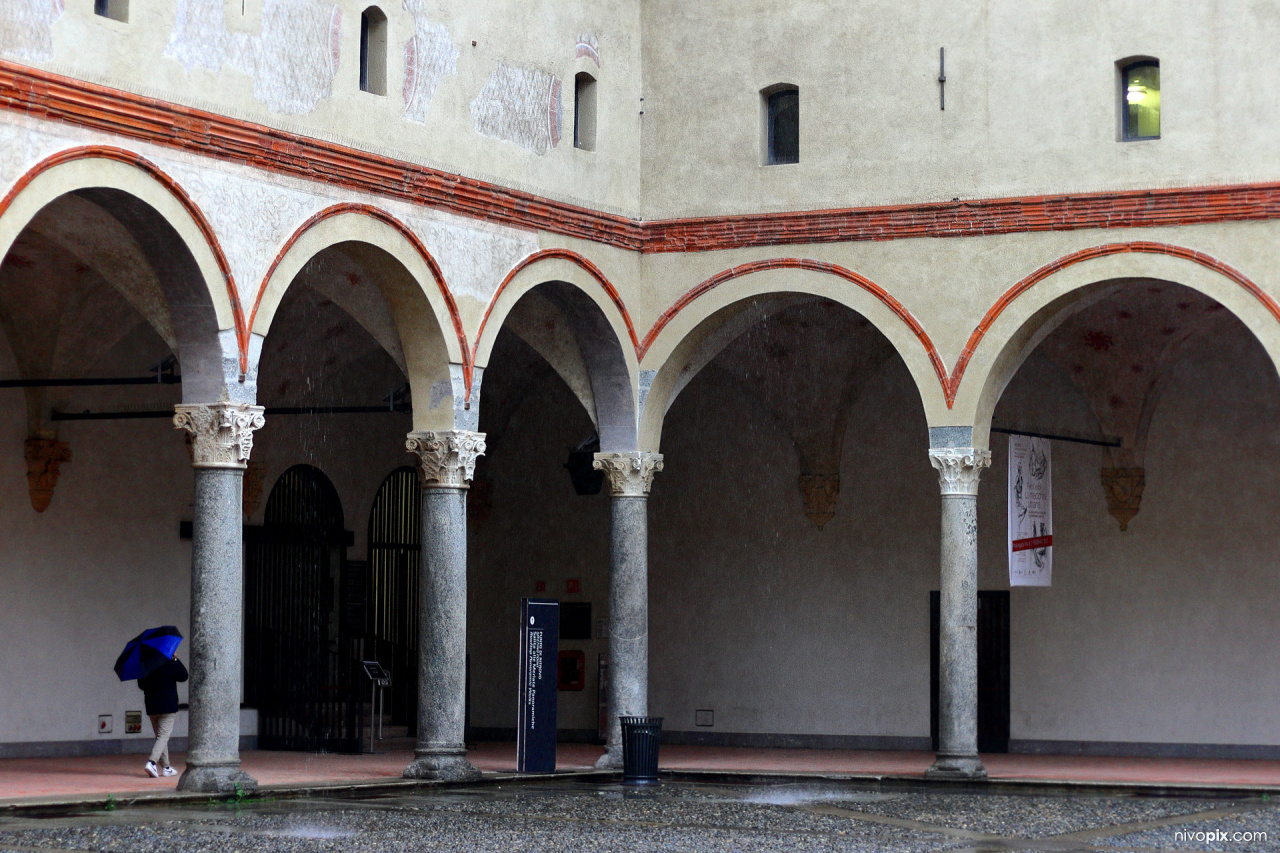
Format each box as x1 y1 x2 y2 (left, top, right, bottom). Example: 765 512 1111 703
925 753 988 780
594 746 622 770
404 749 482 782
176 763 258 794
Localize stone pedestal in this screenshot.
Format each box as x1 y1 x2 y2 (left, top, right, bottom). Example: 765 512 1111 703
592 452 662 770
926 447 990 781
172 403 264 794
403 430 485 782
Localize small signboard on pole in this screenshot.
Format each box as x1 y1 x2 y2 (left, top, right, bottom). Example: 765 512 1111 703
517 598 559 773
1009 434 1053 586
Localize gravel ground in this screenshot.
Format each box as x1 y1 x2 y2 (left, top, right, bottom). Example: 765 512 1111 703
0 780 1275 852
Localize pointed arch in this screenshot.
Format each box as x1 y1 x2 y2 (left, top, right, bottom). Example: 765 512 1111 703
955 242 1280 447
253 203 469 431
475 250 639 450
0 145 240 401
637 258 944 451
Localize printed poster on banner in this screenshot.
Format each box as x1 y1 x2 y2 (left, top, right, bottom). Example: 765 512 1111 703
1008 434 1052 586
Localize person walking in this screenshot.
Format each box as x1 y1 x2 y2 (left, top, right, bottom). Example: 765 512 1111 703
137 653 187 778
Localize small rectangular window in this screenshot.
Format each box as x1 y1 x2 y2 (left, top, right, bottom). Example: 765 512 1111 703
360 8 388 96
574 73 597 151
765 87 799 165
1122 61 1160 140
94 0 129 22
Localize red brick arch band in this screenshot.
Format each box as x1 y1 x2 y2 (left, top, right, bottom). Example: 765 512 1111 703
946 241 1280 406
0 145 248 366
473 248 640 402
637 257 949 395
252 202 471 385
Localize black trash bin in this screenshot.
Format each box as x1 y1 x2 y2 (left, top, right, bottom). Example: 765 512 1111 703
619 715 663 786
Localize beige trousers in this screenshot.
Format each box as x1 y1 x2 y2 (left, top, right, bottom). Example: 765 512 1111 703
148 713 176 766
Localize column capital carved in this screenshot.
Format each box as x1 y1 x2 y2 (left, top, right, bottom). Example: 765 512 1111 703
593 452 664 497
173 403 265 470
929 447 991 496
406 430 486 488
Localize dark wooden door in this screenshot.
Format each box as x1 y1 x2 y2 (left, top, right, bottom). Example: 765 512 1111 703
930 590 1010 753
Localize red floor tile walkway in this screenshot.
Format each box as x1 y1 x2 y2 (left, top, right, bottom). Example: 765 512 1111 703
3 743 1279 805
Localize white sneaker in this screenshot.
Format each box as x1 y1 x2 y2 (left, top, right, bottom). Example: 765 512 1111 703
161 766 178 777
144 761 159 778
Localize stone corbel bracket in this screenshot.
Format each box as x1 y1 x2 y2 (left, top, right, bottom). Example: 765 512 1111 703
406 430 487 488
593 452 664 497
24 437 72 512
173 403 266 469
1101 467 1145 531
929 448 992 495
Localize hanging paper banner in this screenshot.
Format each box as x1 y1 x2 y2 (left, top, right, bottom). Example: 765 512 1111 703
1009 434 1052 586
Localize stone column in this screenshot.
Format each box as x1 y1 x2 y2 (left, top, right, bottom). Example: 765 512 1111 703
172 402 265 793
403 430 486 781
592 451 663 770
926 447 991 780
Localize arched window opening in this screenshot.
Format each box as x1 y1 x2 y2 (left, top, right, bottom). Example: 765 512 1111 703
245 465 362 752
360 7 388 96
574 72 597 151
94 0 129 22
1121 59 1160 140
762 85 799 165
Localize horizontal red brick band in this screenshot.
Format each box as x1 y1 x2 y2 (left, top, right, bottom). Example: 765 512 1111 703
0 60 643 251
2 61 1279 255
642 185 1280 252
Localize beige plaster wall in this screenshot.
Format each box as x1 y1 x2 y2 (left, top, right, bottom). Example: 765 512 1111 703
640 0 1280 217
2 0 642 214
0 362 196 748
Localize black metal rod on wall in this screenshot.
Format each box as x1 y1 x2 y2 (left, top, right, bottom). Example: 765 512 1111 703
990 426 1121 448
0 375 180 388
51 405 412 421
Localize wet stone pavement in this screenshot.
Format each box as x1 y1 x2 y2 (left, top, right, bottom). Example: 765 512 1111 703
0 780 1277 852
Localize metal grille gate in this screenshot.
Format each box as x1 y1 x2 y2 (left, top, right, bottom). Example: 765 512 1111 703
245 465 362 752
366 467 420 734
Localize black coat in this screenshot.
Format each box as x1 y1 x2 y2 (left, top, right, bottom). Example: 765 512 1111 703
138 658 188 715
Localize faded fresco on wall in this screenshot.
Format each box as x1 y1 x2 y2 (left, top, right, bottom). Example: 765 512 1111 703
575 32 599 67
0 121 71 192
470 64 562 155
164 162 326 317
402 0 458 122
166 0 342 115
410 214 537 305
0 0 63 64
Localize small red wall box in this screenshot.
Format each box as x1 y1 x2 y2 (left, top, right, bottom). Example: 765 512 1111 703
558 650 586 691
566 578 581 594
535 580 546 592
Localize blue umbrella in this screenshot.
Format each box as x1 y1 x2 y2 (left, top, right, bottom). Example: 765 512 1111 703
114 626 183 682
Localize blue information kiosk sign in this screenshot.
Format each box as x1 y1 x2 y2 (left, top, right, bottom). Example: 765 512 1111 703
517 598 559 773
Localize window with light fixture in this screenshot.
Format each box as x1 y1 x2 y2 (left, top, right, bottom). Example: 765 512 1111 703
1121 60 1160 140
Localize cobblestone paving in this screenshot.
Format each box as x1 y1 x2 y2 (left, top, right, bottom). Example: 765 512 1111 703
0 780 1276 852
